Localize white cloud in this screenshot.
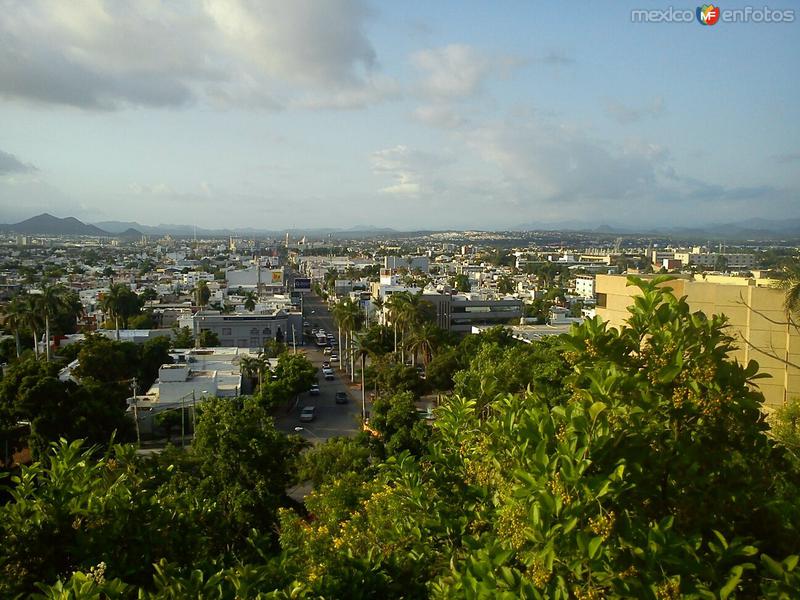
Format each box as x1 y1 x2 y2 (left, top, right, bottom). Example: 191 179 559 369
604 97 666 124
0 0 391 110
412 104 467 129
411 44 521 101
371 145 451 197
412 44 491 99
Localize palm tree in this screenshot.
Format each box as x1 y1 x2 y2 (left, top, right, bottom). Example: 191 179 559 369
37 283 67 362
407 321 442 369
5 295 30 359
385 292 411 357
239 354 268 392
350 333 373 423
100 283 127 340
342 298 364 381
779 262 800 318
22 297 43 357
331 298 363 380
243 291 257 312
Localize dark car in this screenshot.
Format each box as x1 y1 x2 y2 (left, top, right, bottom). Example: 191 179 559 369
335 391 348 404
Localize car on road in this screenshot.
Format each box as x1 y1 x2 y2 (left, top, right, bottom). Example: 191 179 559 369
323 367 335 380
299 406 316 422
309 383 320 396
330 353 339 362
335 391 348 404
322 361 330 368
323 347 332 355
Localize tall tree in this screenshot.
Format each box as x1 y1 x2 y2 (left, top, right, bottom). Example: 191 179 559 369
243 290 257 312
100 283 142 339
778 261 800 318
37 283 68 362
195 280 211 308
4 295 29 359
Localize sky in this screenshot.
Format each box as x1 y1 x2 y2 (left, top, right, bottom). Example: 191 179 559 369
0 0 798 231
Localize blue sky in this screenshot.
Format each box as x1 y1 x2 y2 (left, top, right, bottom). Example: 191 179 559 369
0 0 797 230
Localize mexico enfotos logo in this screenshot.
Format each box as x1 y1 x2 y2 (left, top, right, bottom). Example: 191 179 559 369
631 5 795 24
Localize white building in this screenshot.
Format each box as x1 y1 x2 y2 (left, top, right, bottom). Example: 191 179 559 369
574 275 596 300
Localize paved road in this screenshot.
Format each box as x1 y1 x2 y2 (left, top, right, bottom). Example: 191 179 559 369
274 292 367 443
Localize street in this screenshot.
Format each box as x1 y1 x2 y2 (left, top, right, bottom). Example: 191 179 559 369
274 292 366 443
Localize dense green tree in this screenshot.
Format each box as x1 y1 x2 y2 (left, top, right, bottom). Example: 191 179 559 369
0 355 133 458
195 281 211 308
277 276 800 598
370 391 429 456
770 396 800 462
496 274 516 294
197 329 220 347
297 435 372 487
100 283 143 337
453 335 571 407
74 335 140 383
139 287 158 302
49 289 83 337
137 336 173 390
262 338 286 358
3 294 30 359
11 275 800 598
191 397 304 546
368 360 424 399
171 326 194 349
128 312 155 329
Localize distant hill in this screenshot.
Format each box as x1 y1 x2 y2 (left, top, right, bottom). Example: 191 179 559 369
2 213 110 236
117 227 144 239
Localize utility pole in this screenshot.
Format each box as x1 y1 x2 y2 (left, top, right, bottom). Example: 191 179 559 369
131 378 140 448
181 394 185 449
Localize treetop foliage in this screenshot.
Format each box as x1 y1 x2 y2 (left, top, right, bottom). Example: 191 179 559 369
3 276 799 598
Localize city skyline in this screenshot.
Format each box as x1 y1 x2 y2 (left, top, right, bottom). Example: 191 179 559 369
0 1 798 230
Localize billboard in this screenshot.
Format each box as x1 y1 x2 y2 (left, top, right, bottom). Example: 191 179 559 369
269 269 284 285
293 277 311 292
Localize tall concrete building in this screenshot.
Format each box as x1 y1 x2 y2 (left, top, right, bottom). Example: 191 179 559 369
595 273 798 409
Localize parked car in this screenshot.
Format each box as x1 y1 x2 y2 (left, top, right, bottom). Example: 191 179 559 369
323 347 332 355
330 353 339 362
335 391 348 404
309 383 320 396
299 406 316 422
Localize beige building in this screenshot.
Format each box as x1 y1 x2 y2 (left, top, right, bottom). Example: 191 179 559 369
596 273 798 409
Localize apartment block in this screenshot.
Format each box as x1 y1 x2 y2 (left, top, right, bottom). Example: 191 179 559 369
596 273 797 409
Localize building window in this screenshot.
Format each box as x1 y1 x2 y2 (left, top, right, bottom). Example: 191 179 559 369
596 293 607 308
222 327 232 336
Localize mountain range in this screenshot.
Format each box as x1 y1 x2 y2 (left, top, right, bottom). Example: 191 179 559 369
3 213 800 240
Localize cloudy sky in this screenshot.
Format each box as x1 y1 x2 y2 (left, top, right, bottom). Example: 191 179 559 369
0 1 798 230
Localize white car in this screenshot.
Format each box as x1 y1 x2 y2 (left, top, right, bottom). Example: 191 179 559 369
323 367 335 380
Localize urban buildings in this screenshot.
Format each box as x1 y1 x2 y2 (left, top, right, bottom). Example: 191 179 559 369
596 273 798 409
